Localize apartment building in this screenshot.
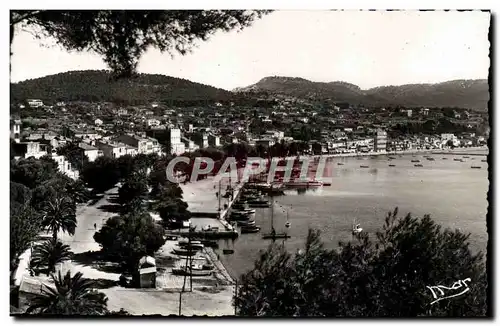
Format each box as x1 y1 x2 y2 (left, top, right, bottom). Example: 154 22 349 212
95 140 130 159
79 142 103 162
374 129 387 152
112 134 162 155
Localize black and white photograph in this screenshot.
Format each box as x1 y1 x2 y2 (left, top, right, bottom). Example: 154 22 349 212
8 7 492 318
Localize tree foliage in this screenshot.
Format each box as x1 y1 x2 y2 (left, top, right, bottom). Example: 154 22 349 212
10 203 41 272
26 271 109 315
94 211 165 271
11 10 271 77
10 157 59 189
30 238 73 276
57 142 88 172
235 209 488 317
40 194 77 241
81 156 121 193
118 172 149 213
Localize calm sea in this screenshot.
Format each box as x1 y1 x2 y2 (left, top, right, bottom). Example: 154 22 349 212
216 150 490 279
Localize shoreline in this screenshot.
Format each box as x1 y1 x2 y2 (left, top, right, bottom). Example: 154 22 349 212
304 146 488 159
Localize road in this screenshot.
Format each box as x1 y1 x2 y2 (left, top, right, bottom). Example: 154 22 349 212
59 187 121 281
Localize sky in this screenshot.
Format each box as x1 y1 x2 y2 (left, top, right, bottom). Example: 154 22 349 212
10 10 491 91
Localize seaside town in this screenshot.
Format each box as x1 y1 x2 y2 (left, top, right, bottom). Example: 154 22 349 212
9 10 490 318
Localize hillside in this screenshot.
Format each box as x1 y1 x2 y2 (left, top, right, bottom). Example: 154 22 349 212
10 70 233 105
234 76 489 110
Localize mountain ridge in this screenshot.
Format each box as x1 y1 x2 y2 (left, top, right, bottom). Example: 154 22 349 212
10 70 233 105
233 76 489 109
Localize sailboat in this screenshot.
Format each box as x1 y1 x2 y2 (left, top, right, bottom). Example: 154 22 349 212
352 219 363 235
262 191 291 240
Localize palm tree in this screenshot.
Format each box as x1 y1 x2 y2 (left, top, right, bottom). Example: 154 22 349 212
26 271 109 315
65 179 90 204
40 195 77 241
30 238 73 276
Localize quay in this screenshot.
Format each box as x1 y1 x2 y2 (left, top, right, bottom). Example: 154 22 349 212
180 170 246 224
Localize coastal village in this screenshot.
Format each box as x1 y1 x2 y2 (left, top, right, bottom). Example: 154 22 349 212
10 93 489 315
8 9 491 318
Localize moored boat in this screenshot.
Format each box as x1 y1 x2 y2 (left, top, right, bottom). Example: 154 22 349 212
360 165 369 168
230 211 255 221
414 164 423 167
240 225 261 234
262 233 291 240
388 164 396 167
411 159 420 163
200 240 218 248
172 266 212 276
471 166 482 169
236 219 256 226
172 247 199 256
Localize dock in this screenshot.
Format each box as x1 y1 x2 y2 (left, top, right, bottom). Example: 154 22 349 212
180 170 246 223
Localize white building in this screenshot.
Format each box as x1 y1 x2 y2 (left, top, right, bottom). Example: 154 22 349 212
374 129 387 152
79 142 102 162
10 119 21 143
94 119 103 126
49 151 79 180
169 128 185 155
112 134 162 155
95 141 129 159
27 99 44 107
147 119 161 127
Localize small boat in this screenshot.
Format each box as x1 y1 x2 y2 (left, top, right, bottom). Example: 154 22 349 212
360 165 369 168
179 243 204 251
236 219 256 226
481 159 487 162
471 166 482 169
232 202 256 214
388 164 396 167
262 233 291 240
322 182 332 186
442 157 448 160
230 212 254 221
222 249 234 255
240 225 261 234
352 223 363 235
248 201 271 208
178 239 202 246
172 266 212 277
173 247 198 256
337 162 344 166
463 156 470 158
453 158 462 162
388 156 396 160
414 164 423 167
231 208 256 215
426 157 435 161
200 240 219 248
411 159 420 163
